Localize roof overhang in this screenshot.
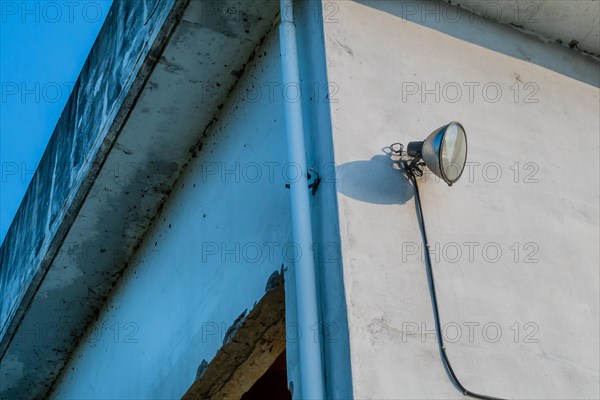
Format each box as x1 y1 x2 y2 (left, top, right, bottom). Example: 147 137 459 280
0 0 278 397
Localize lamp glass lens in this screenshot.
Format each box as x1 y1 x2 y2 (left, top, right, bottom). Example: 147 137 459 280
441 123 467 182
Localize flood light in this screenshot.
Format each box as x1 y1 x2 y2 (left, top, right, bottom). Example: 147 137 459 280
389 122 505 400
406 122 467 186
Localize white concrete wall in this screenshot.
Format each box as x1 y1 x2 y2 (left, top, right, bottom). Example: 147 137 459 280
325 1 599 399
50 33 294 399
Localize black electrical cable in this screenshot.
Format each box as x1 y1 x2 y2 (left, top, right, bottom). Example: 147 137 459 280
407 170 506 400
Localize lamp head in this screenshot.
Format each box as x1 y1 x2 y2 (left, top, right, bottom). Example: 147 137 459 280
406 122 467 186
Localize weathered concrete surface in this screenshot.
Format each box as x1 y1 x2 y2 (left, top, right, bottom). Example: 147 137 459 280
183 280 285 399
49 29 291 399
0 0 279 398
325 1 599 398
1 0 186 396
0 0 178 349
446 0 600 57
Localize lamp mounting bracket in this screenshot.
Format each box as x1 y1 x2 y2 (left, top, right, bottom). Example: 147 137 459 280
388 142 426 177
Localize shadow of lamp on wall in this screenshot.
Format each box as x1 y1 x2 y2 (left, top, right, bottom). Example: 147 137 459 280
392 122 506 400
336 154 414 205
335 122 467 205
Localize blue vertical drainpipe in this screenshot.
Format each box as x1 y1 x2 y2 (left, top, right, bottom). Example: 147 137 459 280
278 0 326 398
